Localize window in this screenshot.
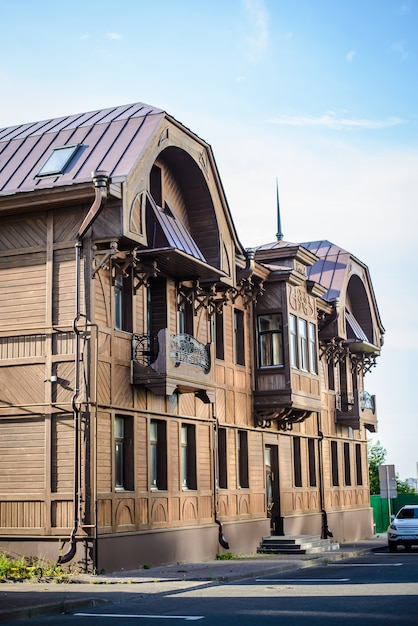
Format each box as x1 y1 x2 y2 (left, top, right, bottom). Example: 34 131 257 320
289 314 318 374
150 164 162 206
181 424 197 489
328 360 335 390
293 437 302 487
218 427 228 489
344 442 351 485
234 309 245 365
289 314 298 367
115 415 134 491
331 441 339 486
115 269 133 332
355 443 363 485
215 311 224 360
308 438 317 487
237 430 249 488
308 322 318 374
150 420 167 490
258 313 284 367
36 144 81 177
298 318 308 371
178 291 193 336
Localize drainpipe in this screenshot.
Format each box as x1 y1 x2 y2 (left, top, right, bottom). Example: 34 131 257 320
212 406 229 550
317 413 333 540
58 171 109 565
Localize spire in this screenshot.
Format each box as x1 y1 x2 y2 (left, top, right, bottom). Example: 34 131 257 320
276 178 283 241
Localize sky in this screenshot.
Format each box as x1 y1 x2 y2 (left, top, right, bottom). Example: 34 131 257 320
1 0 417 480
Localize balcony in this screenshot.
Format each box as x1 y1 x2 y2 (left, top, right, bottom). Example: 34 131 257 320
131 329 215 402
336 389 377 432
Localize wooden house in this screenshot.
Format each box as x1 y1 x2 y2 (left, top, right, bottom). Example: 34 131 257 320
0 103 384 571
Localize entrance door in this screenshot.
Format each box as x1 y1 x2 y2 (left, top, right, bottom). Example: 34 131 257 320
265 445 283 535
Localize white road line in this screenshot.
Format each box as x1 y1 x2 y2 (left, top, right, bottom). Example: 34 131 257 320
328 562 403 567
74 614 204 621
256 578 350 582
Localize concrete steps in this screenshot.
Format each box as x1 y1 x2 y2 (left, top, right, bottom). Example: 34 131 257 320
258 534 340 555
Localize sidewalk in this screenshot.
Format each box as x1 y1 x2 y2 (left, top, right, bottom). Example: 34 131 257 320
0 537 387 623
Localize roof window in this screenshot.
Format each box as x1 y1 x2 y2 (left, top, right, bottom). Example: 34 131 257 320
36 144 81 177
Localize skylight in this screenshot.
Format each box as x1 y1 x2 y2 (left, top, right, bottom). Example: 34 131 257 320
36 144 81 177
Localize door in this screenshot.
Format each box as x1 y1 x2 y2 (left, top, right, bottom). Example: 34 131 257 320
265 445 283 535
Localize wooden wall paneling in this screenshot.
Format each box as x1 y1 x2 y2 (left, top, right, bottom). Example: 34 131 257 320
0 215 47 251
96 412 112 493
178 393 195 417
97 361 111 406
0 364 45 407
94 270 111 327
51 414 74 493
53 207 84 243
248 431 264 491
53 248 78 326
113 363 133 408
0 252 47 328
169 419 179 492
136 416 148 492
0 417 45 496
196 423 211 491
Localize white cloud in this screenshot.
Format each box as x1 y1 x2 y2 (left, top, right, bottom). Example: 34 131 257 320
106 32 122 41
390 40 410 59
242 0 269 64
266 112 404 130
346 49 357 63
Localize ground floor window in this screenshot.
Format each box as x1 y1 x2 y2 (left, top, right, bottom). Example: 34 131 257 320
293 437 302 487
218 427 228 489
181 423 197 489
331 441 339 486
237 430 249 488
150 419 167 490
115 415 134 491
355 443 363 485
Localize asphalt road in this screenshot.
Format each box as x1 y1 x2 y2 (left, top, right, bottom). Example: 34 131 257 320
3 548 418 625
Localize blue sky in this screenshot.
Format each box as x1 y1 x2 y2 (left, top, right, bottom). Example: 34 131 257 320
1 0 417 480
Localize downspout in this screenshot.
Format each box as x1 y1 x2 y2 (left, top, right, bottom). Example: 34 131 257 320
317 413 333 540
212 406 229 550
59 171 109 565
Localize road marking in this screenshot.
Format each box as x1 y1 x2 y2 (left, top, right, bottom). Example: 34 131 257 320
256 578 350 582
328 562 402 567
74 614 204 621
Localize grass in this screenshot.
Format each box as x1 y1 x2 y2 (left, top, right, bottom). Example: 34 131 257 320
0 551 71 583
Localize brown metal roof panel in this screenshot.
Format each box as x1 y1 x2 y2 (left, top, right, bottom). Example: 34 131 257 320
100 114 164 178
0 133 61 193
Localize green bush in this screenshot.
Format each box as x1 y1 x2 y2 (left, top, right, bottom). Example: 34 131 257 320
0 551 68 582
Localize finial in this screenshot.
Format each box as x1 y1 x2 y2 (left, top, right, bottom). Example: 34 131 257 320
276 178 283 241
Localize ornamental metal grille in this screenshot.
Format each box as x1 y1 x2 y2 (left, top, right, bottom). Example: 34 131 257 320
169 333 210 373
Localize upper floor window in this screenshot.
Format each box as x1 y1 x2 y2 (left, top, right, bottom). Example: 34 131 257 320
257 313 284 367
215 310 225 360
344 442 352 486
355 443 363 485
289 314 318 374
331 441 339 486
234 309 245 366
115 269 133 332
178 291 194 336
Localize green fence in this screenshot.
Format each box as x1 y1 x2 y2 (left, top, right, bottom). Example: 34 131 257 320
371 493 418 533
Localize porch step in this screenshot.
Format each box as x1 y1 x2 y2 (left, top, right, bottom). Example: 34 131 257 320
258 534 340 555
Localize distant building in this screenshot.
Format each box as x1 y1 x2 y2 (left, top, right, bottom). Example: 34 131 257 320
0 104 384 572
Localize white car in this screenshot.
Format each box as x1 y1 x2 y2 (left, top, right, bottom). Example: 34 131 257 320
387 504 418 552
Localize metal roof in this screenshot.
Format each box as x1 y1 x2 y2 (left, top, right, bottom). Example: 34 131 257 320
0 103 165 197
301 240 352 302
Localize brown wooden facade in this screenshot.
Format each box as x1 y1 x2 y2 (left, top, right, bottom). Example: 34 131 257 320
0 104 384 571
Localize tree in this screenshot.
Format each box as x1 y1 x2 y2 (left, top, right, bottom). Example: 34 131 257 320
368 440 386 495
368 440 416 495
